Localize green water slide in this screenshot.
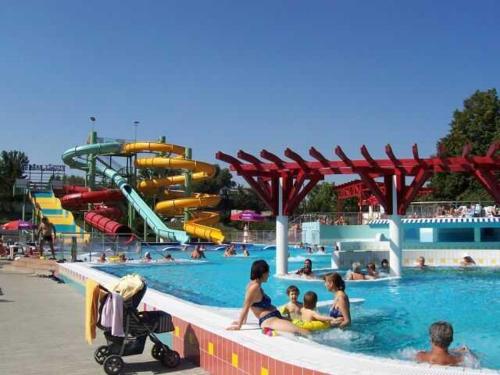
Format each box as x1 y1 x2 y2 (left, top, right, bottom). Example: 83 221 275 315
62 142 189 243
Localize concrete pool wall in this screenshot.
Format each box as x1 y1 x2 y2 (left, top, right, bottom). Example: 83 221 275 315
57 262 498 375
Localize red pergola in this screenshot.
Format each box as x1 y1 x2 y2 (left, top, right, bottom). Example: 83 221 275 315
216 142 500 216
335 179 433 208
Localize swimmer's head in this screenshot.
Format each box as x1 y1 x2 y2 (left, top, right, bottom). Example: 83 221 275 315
303 291 318 310
429 321 454 349
286 285 300 302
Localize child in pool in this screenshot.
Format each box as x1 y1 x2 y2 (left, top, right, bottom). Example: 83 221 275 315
300 291 337 326
280 285 302 320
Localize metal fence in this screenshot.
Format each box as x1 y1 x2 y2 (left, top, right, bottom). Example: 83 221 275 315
404 201 496 218
222 230 300 245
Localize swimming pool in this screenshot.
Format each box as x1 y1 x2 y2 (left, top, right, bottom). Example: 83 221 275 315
97 245 500 370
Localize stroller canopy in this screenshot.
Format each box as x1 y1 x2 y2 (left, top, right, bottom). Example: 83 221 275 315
108 274 145 302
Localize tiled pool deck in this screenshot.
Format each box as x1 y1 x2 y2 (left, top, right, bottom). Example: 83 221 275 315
0 260 207 375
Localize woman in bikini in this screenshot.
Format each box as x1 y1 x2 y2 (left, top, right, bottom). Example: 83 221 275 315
227 260 309 335
323 272 351 328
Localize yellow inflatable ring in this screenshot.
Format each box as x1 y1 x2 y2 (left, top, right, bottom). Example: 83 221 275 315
292 319 330 331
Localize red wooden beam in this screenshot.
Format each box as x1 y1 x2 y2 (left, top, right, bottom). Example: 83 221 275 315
260 149 286 169
336 145 391 212
461 143 472 160
360 145 378 167
237 150 265 170
486 141 500 159
215 151 274 211
385 144 404 173
283 171 306 214
237 150 273 196
398 167 432 214
473 169 500 203
285 175 323 215
284 147 310 171
309 147 342 174
338 146 392 210
218 143 500 213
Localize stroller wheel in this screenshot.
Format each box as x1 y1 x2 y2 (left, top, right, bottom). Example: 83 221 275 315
103 354 124 375
151 343 165 360
94 345 110 365
161 350 180 368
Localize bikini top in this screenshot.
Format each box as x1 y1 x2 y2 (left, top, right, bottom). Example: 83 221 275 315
329 305 343 318
329 295 349 318
252 288 272 309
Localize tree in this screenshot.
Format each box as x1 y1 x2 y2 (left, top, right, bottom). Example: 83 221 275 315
191 166 235 194
429 89 500 201
298 182 337 213
0 150 29 198
64 174 86 186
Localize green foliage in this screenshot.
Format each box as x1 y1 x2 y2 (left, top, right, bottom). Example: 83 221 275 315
297 182 337 213
64 174 86 186
228 186 268 212
191 166 235 194
0 150 29 198
429 89 500 200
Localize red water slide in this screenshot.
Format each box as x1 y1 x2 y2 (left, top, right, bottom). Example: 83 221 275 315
58 185 133 239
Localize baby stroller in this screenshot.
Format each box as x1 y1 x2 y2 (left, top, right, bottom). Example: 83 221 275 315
94 279 180 375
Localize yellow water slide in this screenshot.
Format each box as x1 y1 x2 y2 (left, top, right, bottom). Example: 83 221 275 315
123 142 224 243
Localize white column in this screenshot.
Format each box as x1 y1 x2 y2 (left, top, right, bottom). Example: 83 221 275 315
276 177 288 275
388 175 403 276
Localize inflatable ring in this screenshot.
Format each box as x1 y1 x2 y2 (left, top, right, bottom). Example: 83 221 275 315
292 319 330 331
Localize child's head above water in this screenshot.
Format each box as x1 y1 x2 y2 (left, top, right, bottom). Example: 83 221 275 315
286 285 300 302
303 291 318 310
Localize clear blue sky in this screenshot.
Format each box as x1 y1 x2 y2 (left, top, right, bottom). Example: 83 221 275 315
1 0 499 182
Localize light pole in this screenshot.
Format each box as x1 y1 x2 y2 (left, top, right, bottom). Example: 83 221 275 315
133 121 140 142
88 116 97 188
90 116 96 133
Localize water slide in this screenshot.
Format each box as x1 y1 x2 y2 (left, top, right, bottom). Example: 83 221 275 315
58 186 133 240
62 142 189 243
123 142 224 244
31 191 86 236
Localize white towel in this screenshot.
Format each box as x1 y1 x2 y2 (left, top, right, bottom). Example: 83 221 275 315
101 292 124 337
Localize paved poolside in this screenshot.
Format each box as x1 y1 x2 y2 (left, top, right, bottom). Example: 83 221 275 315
0 261 207 375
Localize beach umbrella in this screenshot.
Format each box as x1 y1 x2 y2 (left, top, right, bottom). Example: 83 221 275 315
230 210 266 222
1 220 36 231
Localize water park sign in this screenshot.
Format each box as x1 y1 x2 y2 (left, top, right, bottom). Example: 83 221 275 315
24 164 66 172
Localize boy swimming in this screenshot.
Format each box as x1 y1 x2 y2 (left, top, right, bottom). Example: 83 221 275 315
300 291 337 326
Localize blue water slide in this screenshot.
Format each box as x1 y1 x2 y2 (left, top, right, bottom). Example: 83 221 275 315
62 142 189 243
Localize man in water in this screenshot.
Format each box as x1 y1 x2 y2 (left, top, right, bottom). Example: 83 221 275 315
296 259 314 277
37 216 56 259
416 321 470 366
416 256 428 269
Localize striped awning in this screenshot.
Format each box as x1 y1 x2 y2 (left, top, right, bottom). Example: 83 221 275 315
369 217 500 225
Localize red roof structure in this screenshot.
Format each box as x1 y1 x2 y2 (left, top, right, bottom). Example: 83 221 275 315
335 179 433 208
216 142 500 216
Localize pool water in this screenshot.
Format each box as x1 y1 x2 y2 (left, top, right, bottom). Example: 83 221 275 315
98 245 500 370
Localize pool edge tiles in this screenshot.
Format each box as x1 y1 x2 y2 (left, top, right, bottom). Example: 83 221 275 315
57 263 500 375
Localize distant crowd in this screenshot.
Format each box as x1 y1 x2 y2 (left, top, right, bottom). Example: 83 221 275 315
430 203 498 218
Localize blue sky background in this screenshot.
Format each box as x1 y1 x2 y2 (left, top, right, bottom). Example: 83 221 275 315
1 0 499 182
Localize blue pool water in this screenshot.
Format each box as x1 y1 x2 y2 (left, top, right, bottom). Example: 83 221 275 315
97 245 500 370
